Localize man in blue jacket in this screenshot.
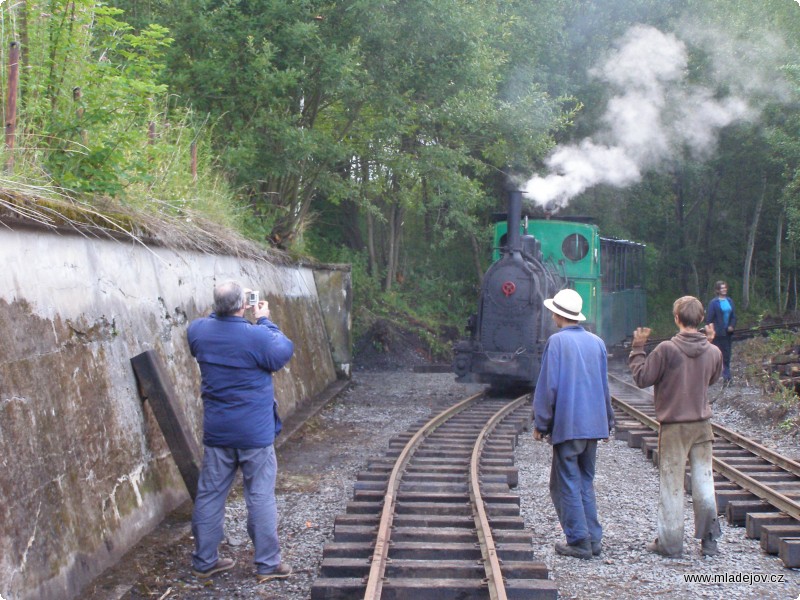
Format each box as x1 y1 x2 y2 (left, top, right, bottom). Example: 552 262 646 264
533 288 615 559
187 280 294 582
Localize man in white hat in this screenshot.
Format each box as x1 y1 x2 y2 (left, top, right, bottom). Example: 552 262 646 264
532 288 615 559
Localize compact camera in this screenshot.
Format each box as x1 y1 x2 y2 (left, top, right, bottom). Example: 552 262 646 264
248 291 259 306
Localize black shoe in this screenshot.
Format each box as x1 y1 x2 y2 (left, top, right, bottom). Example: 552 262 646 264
192 557 236 578
591 541 602 556
555 539 592 559
256 563 292 583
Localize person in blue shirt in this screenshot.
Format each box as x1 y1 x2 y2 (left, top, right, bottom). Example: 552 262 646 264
706 280 736 383
532 288 615 559
187 280 294 583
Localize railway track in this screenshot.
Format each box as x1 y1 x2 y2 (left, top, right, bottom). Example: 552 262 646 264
642 320 800 351
310 391 557 600
609 373 800 568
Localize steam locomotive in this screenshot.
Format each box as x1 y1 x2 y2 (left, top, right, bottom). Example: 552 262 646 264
453 190 646 391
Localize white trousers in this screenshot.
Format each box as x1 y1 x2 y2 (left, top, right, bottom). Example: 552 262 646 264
657 420 721 555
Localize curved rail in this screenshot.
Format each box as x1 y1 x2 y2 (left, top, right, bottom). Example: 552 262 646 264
469 395 529 600
362 391 485 599
312 390 554 598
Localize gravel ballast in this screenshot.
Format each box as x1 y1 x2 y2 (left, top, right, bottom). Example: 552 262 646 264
86 368 800 599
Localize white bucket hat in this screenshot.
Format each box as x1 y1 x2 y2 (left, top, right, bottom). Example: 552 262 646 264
544 288 586 321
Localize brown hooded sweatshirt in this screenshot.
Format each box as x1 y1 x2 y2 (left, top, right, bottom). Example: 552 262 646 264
628 331 723 424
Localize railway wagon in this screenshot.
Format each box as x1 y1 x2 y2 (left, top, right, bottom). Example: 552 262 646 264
454 190 646 391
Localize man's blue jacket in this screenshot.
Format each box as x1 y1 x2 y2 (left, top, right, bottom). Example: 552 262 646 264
533 325 614 445
188 313 294 448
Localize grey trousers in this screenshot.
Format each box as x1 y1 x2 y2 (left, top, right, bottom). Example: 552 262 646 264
191 445 281 574
657 421 721 555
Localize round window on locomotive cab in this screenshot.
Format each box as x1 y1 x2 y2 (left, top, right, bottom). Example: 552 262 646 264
562 233 589 262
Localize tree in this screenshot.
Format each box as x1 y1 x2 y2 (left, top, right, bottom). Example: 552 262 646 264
116 0 370 246
0 1 174 195
342 0 572 291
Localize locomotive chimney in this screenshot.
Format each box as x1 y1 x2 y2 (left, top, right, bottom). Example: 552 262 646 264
507 190 523 253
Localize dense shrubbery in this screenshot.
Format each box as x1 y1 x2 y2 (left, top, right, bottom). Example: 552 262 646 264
3 1 800 356
0 2 240 232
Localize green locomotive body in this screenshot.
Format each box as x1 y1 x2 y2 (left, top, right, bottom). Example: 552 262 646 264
493 218 646 347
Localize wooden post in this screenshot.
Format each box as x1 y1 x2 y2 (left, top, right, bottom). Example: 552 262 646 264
5 41 19 172
191 140 198 182
130 350 202 501
147 121 156 165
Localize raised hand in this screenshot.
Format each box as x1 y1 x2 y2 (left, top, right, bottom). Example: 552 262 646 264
632 327 651 348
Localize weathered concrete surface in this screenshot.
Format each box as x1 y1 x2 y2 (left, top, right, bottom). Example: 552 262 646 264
313 267 353 378
0 225 347 600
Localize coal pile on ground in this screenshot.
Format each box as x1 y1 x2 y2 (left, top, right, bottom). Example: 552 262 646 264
353 318 436 371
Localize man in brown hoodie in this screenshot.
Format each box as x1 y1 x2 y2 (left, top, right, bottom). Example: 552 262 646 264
629 296 723 558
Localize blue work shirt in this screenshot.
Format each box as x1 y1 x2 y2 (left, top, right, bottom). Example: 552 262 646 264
706 296 736 338
188 313 294 448
718 298 732 329
533 325 614 445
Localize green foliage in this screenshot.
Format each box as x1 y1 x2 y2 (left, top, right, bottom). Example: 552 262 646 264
127 0 372 244
417 328 451 362
1 3 171 195
0 1 239 224
739 330 799 378
4 0 800 377
46 8 172 196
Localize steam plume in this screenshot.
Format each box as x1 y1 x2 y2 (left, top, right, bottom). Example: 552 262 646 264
523 25 754 209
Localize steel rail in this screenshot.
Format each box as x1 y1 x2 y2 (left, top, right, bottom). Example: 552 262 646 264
609 375 800 522
610 375 800 474
712 422 800 478
362 391 485 600
469 395 528 600
641 320 800 350
609 390 659 431
712 457 800 522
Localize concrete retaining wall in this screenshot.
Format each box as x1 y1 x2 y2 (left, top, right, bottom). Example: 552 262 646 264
313 268 353 378
0 224 350 600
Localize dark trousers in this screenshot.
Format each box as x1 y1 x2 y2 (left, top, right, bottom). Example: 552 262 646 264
549 439 602 545
712 335 732 379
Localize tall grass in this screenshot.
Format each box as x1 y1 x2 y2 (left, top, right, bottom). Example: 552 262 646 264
0 2 244 247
